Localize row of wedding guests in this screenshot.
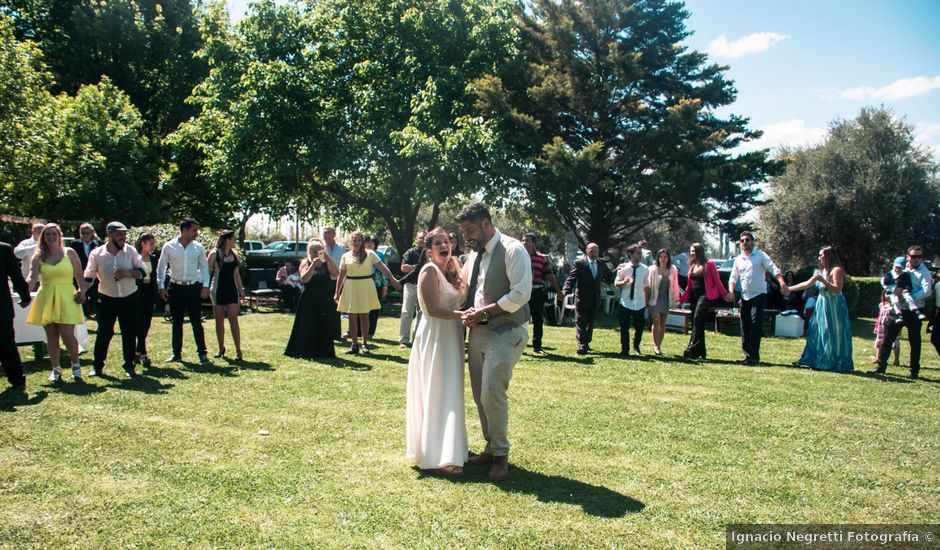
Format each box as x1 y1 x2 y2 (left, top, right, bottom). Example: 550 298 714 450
553 235 933 378
1 219 250 386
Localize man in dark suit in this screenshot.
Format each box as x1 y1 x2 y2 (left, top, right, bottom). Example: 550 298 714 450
561 242 614 355
70 223 102 317
1 241 32 390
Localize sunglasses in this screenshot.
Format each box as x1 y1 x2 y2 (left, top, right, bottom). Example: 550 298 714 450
909 254 922 259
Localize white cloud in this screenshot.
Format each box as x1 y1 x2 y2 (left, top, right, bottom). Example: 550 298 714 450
914 122 940 160
706 32 789 59
840 75 940 101
737 119 827 153
915 122 940 141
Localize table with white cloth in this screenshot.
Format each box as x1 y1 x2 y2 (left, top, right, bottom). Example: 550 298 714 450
11 292 90 359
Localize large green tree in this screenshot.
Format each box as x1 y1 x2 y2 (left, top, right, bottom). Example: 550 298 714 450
6 76 161 224
306 0 518 251
173 0 339 237
474 0 782 252
183 0 518 252
1 0 206 137
759 107 940 275
0 13 51 208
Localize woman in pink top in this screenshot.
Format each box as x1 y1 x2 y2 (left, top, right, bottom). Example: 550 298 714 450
681 243 731 359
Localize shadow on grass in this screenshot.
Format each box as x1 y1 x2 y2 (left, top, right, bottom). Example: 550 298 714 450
365 352 408 365
183 361 239 377
0 388 48 412
109 375 175 394
223 358 275 371
48 379 107 396
314 356 373 371
534 352 595 365
425 464 645 517
847 370 918 384
141 365 189 380
367 338 402 347
592 351 657 362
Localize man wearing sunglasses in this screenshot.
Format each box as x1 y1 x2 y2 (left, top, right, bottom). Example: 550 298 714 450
871 245 933 379
70 222 102 317
726 231 789 365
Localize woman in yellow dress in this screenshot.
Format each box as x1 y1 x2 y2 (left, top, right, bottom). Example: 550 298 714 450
26 223 87 382
334 231 401 354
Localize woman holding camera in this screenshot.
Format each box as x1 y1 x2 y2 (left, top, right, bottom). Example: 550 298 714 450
285 239 339 359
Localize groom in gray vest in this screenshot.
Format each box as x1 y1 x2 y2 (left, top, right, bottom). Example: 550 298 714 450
458 203 532 481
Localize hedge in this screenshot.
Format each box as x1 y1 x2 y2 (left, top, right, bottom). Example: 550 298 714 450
853 276 883 318
789 267 879 319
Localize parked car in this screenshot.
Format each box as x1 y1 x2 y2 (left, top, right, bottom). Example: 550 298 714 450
377 245 400 272
241 240 264 252
716 257 736 290
245 241 307 267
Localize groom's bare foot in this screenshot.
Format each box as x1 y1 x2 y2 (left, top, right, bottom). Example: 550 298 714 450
465 451 493 465
489 455 509 481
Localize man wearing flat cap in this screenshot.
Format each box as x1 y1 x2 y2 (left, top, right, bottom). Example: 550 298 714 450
84 221 146 377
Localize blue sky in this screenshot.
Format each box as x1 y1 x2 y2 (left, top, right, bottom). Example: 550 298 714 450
683 0 940 157
228 0 940 158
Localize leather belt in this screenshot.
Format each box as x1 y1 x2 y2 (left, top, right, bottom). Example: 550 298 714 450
171 280 200 286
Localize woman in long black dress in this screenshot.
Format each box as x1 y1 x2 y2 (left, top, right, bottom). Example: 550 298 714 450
134 232 158 368
209 230 245 360
285 239 339 359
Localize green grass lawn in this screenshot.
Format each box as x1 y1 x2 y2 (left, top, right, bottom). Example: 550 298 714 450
2 310 938 548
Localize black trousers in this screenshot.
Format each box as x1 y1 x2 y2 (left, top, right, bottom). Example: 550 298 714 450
931 306 940 358
169 283 207 356
82 279 100 317
0 318 25 386
369 284 382 337
95 294 140 369
618 305 645 353
530 288 547 349
136 290 155 356
686 291 709 356
575 303 597 349
279 284 300 311
878 309 922 374
330 280 341 339
740 293 767 362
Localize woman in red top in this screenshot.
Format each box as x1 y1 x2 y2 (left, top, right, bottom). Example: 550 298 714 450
681 243 732 359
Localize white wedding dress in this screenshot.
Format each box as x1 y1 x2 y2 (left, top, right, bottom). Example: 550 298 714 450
405 263 468 469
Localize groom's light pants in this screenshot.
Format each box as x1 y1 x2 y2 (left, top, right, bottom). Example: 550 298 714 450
399 283 422 344
467 324 528 457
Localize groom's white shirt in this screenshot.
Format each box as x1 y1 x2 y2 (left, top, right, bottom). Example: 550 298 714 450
464 229 531 314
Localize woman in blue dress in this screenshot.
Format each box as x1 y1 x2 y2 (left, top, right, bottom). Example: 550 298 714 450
789 246 853 372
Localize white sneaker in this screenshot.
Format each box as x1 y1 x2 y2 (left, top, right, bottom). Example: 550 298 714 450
48 368 62 383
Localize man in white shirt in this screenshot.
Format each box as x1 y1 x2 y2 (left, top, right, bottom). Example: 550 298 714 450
322 227 347 340
85 221 146 377
458 203 532 481
726 231 789 365
156 218 211 364
13 223 44 279
615 244 650 356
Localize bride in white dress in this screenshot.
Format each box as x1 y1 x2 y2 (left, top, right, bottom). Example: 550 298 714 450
406 227 468 475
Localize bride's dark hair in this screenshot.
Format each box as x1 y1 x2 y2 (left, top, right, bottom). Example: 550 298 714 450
424 227 463 291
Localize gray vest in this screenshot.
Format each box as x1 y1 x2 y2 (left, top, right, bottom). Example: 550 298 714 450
482 240 530 333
